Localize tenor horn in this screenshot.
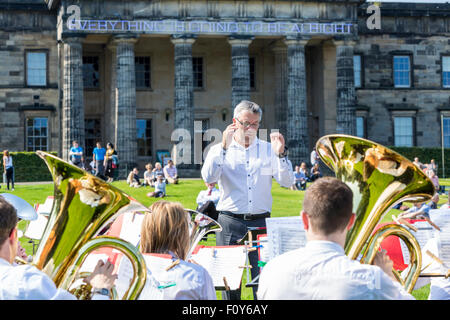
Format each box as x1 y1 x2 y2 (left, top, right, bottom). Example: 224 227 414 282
316 134 435 293
30 151 150 299
185 209 222 259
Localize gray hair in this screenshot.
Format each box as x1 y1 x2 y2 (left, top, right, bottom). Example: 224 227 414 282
233 100 262 121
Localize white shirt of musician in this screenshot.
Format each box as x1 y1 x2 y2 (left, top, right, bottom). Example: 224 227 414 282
257 241 414 300
201 137 294 214
0 257 76 300
0 258 109 300
137 254 216 300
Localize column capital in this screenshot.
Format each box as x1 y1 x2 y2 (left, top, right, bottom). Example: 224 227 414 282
61 34 86 45
332 37 357 47
227 35 253 47
112 34 138 45
171 34 196 45
284 36 310 47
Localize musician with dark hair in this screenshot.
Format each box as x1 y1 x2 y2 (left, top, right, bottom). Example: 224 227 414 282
0 196 116 300
257 177 414 300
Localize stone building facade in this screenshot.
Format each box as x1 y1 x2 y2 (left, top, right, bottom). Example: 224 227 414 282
0 0 449 177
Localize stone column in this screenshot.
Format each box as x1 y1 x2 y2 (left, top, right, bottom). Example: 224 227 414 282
228 36 253 112
62 36 85 161
272 43 288 135
171 36 196 167
334 38 356 135
114 35 138 177
284 37 309 165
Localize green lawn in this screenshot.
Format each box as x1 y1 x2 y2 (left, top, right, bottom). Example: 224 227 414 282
3 178 448 300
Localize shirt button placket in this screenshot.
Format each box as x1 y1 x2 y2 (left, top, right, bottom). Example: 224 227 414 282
246 148 252 213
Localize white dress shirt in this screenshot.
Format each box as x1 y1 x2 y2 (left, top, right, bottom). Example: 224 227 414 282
257 241 414 300
196 187 221 207
0 257 76 300
201 137 294 214
136 254 216 300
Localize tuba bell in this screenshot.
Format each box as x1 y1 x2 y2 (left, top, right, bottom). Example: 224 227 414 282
30 151 150 299
316 134 435 293
185 209 222 259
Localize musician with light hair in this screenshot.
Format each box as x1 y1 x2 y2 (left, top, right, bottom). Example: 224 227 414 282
0 196 117 300
257 177 414 300
136 200 216 300
201 100 294 299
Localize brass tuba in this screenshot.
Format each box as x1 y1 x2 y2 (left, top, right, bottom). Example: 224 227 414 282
316 134 435 293
30 151 150 299
185 209 222 259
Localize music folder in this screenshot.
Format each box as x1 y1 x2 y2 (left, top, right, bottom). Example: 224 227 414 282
190 245 247 291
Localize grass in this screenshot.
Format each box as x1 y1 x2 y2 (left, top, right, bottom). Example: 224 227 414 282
3 178 449 300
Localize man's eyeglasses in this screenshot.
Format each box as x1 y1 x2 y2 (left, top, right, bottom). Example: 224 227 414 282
235 118 259 129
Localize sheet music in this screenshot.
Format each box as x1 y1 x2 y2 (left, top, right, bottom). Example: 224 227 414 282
78 253 109 273
399 221 434 264
429 209 450 230
191 246 246 290
265 216 306 260
118 212 145 246
24 214 48 240
115 255 171 299
37 197 54 216
436 221 450 269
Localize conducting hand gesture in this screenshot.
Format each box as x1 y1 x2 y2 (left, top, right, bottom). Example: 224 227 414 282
270 132 285 156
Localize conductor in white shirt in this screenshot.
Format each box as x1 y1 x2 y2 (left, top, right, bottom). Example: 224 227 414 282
0 196 117 300
257 177 414 300
201 100 294 299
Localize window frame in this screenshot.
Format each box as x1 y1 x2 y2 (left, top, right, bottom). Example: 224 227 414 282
136 118 153 158
135 55 152 90
24 50 48 88
192 56 205 91
82 55 101 90
25 116 49 152
353 54 363 89
249 56 257 91
393 115 415 147
442 55 450 89
393 55 412 89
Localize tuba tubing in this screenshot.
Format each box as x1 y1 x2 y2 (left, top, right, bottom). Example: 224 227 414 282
316 134 435 293
31 151 150 299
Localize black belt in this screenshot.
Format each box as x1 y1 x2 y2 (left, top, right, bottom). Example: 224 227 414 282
220 211 270 221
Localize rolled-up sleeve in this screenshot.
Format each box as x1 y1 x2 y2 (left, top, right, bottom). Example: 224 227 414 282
272 155 295 188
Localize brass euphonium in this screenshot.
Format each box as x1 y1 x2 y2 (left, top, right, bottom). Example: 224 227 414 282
316 134 435 293
31 151 150 299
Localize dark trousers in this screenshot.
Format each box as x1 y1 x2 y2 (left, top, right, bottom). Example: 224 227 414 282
5 167 14 190
216 213 267 300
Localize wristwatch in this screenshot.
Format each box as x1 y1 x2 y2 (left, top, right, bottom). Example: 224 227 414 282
278 146 288 158
93 288 110 297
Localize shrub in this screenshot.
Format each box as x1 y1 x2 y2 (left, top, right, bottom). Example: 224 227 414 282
0 151 57 182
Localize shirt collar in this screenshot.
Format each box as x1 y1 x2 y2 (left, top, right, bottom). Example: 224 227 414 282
305 240 345 255
0 257 11 266
230 136 259 150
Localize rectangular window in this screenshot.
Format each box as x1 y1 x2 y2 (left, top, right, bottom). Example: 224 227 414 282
394 117 414 147
26 117 48 151
135 56 151 89
84 119 101 157
193 57 204 89
443 56 450 88
26 52 47 86
356 116 365 138
137 119 152 157
82 56 100 88
249 57 256 90
353 55 362 88
393 55 411 88
443 117 450 148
